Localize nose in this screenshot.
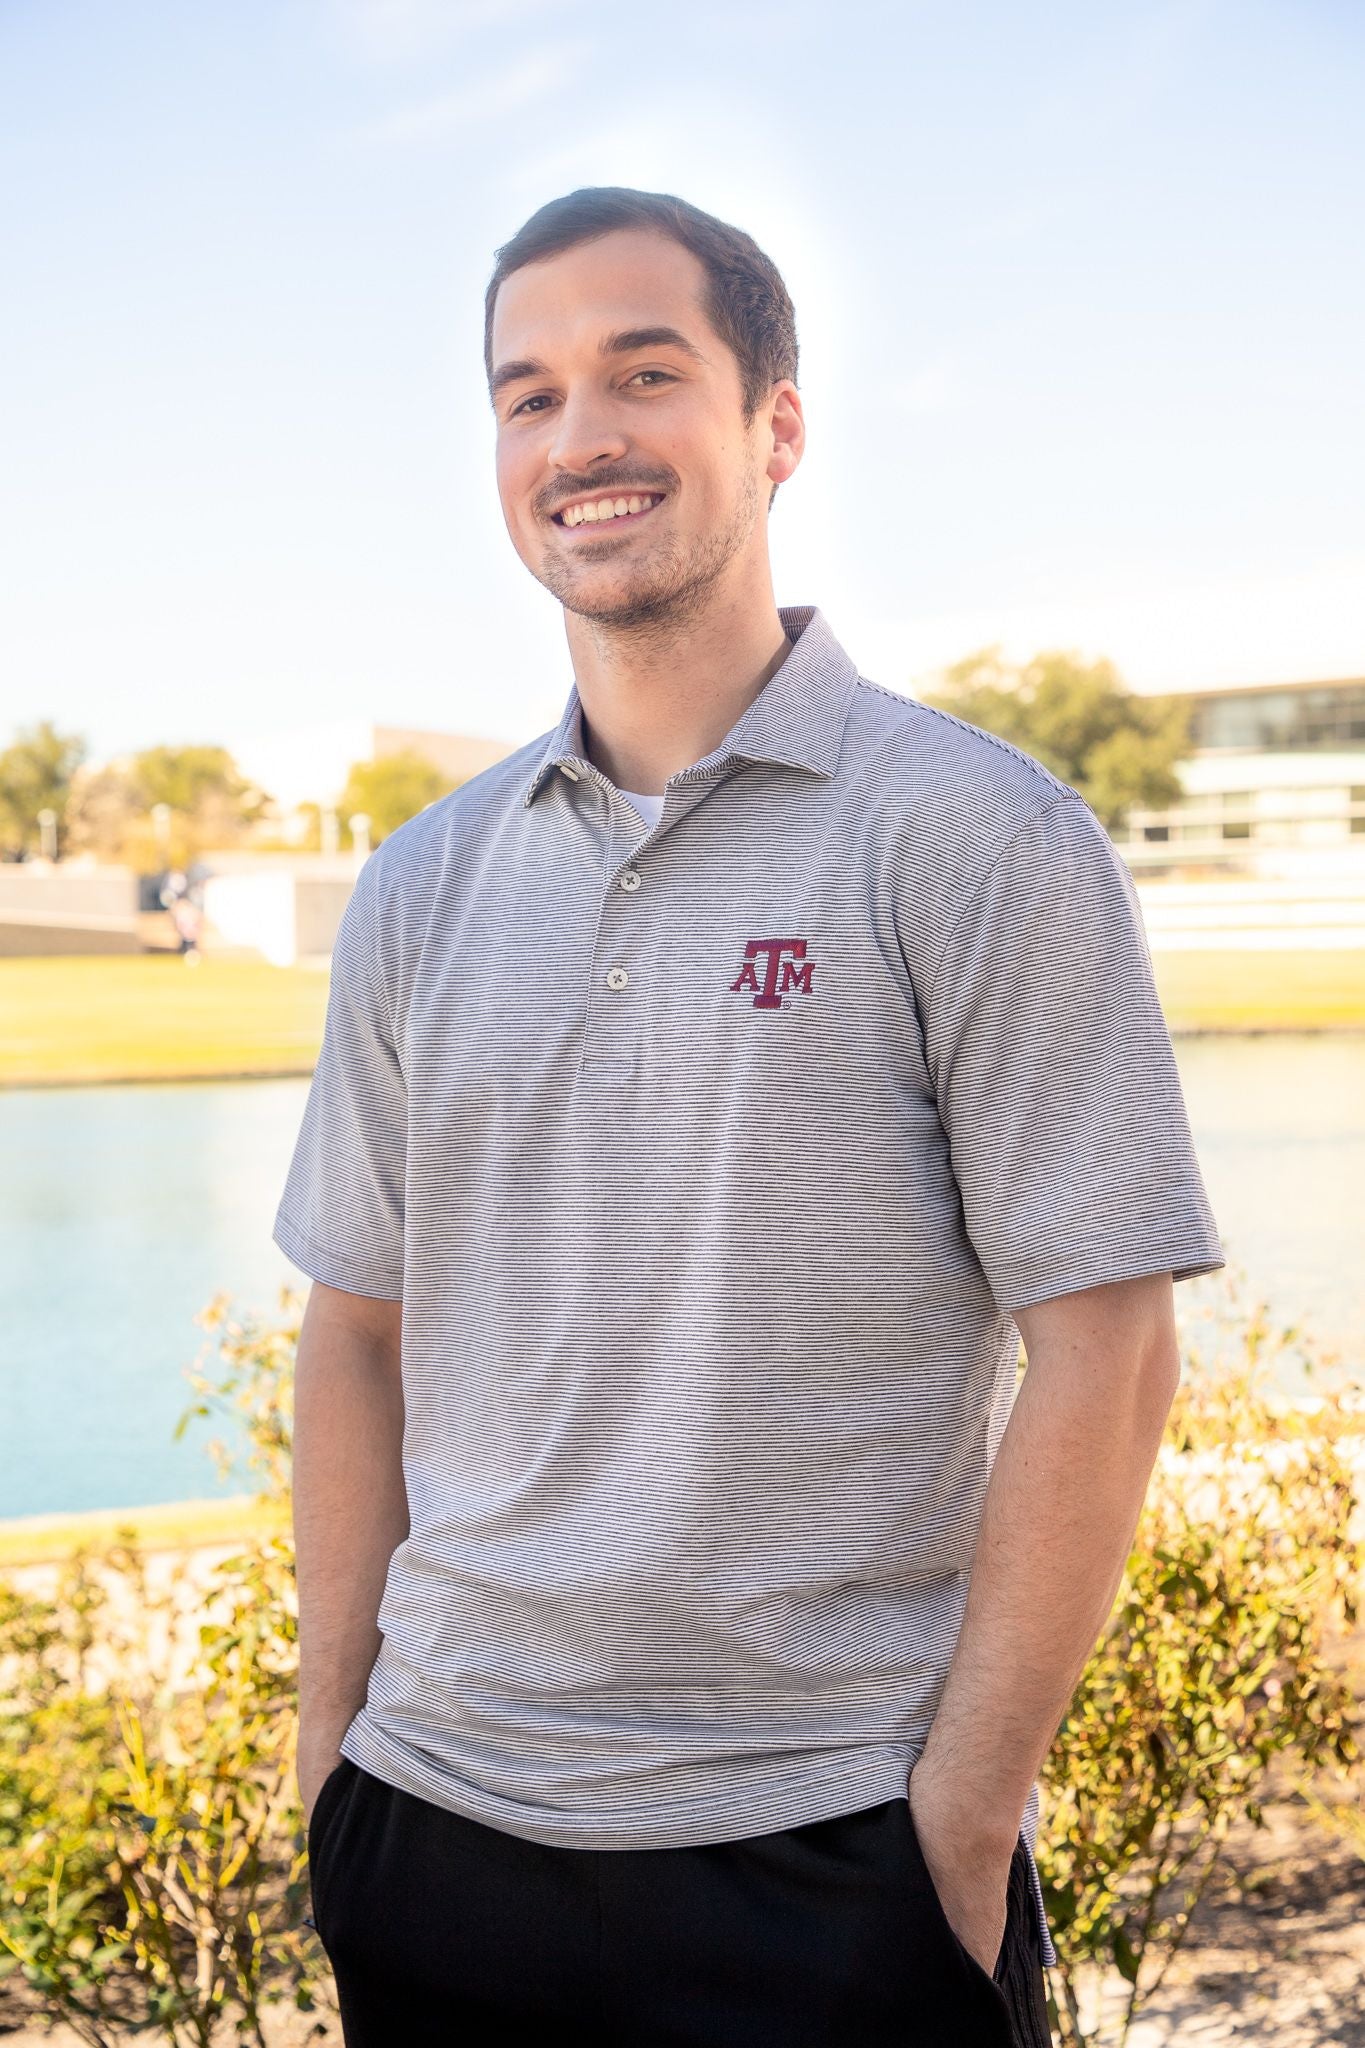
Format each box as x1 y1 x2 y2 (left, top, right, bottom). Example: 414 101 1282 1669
546 386 629 478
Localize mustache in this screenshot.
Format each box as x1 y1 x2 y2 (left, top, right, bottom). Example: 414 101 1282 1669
537 469 677 519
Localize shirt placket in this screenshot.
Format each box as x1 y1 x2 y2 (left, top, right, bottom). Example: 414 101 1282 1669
560 757 732 1081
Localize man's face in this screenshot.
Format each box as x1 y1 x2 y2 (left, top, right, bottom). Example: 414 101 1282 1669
490 229 782 629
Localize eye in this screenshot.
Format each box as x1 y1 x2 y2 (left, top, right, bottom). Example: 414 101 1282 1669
508 393 555 418
626 370 676 389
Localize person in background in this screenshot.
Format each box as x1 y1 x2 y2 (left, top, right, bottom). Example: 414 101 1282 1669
158 868 203 962
276 187 1224 2047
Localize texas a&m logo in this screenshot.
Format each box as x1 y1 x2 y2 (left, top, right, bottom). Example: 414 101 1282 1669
729 939 814 1011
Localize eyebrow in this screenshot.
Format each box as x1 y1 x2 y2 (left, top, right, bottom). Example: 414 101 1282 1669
490 326 707 402
489 356 546 399
600 325 706 364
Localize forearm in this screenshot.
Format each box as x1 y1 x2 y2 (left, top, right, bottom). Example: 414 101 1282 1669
915 1285 1180 1843
293 1283 409 1752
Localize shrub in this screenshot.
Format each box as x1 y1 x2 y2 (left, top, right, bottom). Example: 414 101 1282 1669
0 1559 131 2046
0 1294 322 2047
104 1531 313 2047
1038 1275 1362 2044
0 1273 1360 2044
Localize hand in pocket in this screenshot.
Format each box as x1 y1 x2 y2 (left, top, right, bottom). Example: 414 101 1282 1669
904 1784 1012 1981
306 1757 350 1858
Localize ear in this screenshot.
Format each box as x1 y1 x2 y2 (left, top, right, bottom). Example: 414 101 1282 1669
764 382 804 490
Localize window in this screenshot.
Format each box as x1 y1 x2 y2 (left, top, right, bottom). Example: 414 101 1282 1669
1191 682 1365 751
1220 791 1253 840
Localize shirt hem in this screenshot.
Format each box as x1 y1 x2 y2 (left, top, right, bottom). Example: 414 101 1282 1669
993 1234 1225 1314
272 1210 403 1301
341 1711 922 1850
337 1710 1057 1966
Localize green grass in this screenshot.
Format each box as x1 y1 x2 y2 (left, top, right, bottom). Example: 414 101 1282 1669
1 948 1361 1090
0 955 329 1087
0 1493 287 1567
1152 949 1365 1033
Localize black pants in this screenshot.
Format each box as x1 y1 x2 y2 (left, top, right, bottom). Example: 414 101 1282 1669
308 1758 1053 2046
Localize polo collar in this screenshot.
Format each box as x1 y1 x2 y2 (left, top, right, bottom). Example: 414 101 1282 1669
522 605 858 808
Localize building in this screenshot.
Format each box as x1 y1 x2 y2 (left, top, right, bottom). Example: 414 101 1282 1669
205 721 517 960
229 720 516 842
0 722 516 960
1121 677 1365 874
1119 676 1365 953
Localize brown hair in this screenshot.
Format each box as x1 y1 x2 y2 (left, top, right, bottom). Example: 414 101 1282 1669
484 187 798 421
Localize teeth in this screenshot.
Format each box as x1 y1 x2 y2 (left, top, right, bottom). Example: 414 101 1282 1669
560 493 659 528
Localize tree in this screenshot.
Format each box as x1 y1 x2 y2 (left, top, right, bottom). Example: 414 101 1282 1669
0 722 87 857
921 650 1192 831
129 745 268 829
65 745 272 868
64 764 143 864
336 750 457 845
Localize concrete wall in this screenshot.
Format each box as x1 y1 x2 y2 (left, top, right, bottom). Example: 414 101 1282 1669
0 866 140 955
201 870 299 967
200 861 358 965
7 852 1363 967
1135 874 1365 950
296 875 358 959
1180 748 1365 798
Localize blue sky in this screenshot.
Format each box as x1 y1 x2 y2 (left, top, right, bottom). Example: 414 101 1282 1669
2 0 1362 770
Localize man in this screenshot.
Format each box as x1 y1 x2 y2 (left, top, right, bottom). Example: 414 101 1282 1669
276 187 1224 2047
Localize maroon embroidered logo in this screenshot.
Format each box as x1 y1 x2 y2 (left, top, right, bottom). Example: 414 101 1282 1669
729 939 814 1010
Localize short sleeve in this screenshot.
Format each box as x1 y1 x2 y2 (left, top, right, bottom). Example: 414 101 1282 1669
923 793 1225 1314
273 854 406 1299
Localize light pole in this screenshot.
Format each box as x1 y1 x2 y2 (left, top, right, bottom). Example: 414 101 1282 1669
37 808 58 862
151 803 172 867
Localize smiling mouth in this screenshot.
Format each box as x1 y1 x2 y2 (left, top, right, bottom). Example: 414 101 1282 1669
551 491 665 532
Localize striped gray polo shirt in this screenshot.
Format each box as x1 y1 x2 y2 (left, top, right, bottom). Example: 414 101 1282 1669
275 605 1223 1940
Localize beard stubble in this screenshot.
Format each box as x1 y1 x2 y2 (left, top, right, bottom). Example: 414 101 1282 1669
536 466 761 637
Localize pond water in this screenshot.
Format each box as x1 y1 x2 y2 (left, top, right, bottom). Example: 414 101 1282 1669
1 1036 1362 1521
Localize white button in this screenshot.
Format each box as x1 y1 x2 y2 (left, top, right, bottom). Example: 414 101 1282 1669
619 869 641 892
605 965 629 991
558 763 580 782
